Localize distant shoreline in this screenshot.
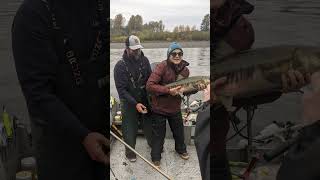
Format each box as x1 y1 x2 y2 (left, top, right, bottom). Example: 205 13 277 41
110 41 210 49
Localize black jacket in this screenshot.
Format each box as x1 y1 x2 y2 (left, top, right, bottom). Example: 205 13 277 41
12 0 107 143
114 50 152 106
195 102 211 180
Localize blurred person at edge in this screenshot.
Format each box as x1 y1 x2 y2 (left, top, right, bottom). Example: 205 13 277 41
277 71 320 180
191 0 310 179
12 0 108 179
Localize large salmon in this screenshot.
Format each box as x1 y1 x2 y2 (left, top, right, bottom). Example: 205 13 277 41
213 45 320 110
165 76 210 94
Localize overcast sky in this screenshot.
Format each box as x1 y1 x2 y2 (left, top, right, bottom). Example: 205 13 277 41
110 0 210 31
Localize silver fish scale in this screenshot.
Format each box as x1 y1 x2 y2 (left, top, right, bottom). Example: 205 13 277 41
165 76 210 88
213 46 298 81
213 45 320 84
213 45 320 100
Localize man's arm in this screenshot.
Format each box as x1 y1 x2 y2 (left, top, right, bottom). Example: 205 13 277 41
113 62 138 105
12 3 89 143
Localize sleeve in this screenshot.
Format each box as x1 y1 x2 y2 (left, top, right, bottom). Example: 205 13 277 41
11 5 89 143
146 64 170 95
145 58 152 78
113 62 138 105
180 67 190 78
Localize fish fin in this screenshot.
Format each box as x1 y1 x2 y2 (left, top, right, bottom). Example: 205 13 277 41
219 96 236 112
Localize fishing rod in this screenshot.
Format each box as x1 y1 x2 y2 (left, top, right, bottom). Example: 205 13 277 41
110 131 173 180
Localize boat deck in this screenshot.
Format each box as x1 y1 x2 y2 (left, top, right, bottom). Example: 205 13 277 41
110 136 283 180
110 136 202 180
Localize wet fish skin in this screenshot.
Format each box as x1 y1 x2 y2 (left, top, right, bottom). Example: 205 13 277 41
165 76 210 93
213 45 320 110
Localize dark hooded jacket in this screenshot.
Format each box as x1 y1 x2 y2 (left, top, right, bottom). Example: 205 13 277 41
114 50 152 106
12 0 107 143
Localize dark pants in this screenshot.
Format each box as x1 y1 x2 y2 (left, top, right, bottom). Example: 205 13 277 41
31 121 106 180
194 104 210 180
121 100 152 152
212 106 232 180
151 112 187 161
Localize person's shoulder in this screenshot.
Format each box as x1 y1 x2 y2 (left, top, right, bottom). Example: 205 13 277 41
141 55 150 63
157 60 167 68
152 60 167 72
114 59 125 70
16 0 49 18
14 0 50 28
160 60 167 65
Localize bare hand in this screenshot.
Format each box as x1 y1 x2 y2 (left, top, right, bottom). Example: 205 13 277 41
302 71 320 125
197 83 207 91
136 103 147 114
282 70 311 93
212 77 228 103
302 90 320 125
203 85 210 102
82 132 109 165
169 86 182 96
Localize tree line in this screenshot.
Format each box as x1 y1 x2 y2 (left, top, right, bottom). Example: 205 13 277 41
110 14 210 42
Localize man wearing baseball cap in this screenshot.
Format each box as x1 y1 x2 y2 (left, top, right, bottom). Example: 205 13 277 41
114 35 152 162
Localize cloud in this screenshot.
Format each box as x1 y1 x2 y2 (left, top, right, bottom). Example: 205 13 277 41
110 0 209 31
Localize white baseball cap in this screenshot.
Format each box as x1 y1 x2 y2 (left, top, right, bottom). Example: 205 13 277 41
126 35 144 50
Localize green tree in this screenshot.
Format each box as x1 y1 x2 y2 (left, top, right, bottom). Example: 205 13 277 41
159 20 165 32
173 26 179 33
135 15 143 32
127 15 135 34
144 20 164 33
113 14 126 32
200 14 210 31
111 14 210 42
127 15 144 34
110 19 114 29
191 25 197 31
178 25 185 32
185 25 191 32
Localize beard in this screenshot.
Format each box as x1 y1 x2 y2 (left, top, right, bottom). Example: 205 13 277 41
132 51 141 60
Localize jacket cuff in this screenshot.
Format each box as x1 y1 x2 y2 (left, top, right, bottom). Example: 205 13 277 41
77 127 91 144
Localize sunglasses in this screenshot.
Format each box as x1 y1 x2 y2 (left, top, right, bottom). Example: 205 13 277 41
170 52 183 57
132 49 141 53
